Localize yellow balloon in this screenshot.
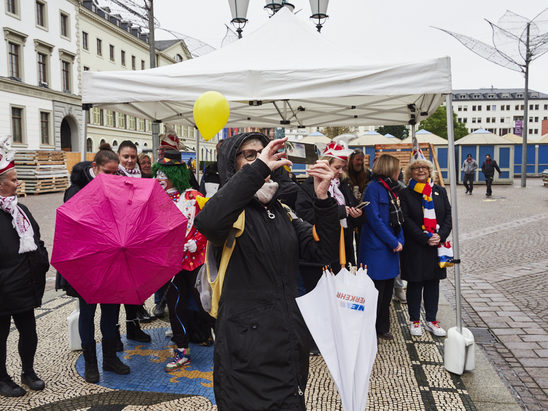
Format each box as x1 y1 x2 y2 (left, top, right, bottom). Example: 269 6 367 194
193 91 230 141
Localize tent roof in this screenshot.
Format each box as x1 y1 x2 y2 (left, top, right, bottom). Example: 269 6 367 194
401 129 447 145
539 134 548 143
501 133 523 143
456 129 511 145
308 131 325 137
300 135 332 145
349 133 399 146
82 8 452 128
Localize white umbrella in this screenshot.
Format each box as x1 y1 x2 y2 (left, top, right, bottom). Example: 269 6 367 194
297 267 378 410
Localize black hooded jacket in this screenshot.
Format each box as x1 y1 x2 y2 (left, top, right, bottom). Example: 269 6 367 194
194 132 340 410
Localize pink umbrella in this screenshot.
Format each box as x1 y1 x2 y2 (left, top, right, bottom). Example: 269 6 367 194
52 174 187 304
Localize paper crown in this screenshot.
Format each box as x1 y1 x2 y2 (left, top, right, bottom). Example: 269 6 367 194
0 136 15 176
322 141 351 161
159 127 185 151
410 147 428 164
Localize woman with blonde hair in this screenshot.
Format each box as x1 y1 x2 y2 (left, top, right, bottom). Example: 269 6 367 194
358 154 404 340
399 149 452 337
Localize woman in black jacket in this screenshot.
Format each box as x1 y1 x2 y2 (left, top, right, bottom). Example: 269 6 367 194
399 153 452 338
56 144 131 383
194 133 339 410
0 156 49 397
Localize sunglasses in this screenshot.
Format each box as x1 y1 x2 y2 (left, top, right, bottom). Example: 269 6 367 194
236 148 263 161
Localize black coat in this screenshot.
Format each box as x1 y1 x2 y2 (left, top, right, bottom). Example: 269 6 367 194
295 176 364 266
194 132 340 411
481 159 501 177
399 184 452 283
0 204 49 316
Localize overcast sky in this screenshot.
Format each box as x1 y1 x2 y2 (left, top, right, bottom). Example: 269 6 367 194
153 0 548 94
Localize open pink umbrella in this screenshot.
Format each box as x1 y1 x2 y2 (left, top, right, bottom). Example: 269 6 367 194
52 174 187 304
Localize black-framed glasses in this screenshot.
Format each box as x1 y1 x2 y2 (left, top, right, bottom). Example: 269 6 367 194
411 166 428 171
236 149 262 161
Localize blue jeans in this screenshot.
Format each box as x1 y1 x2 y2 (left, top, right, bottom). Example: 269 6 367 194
406 279 440 323
78 297 119 346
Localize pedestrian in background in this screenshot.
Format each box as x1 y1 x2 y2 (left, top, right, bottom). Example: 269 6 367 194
480 154 501 197
461 153 478 195
400 149 452 337
138 153 153 178
0 138 49 397
358 154 404 341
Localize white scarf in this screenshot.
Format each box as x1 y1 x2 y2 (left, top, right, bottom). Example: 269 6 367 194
0 195 37 253
255 180 279 205
118 164 141 178
328 178 348 228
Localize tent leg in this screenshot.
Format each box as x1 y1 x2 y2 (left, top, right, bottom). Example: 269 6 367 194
81 105 91 161
195 128 200 183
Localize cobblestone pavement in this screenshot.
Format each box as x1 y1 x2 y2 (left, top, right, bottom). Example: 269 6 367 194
441 178 548 411
12 179 548 409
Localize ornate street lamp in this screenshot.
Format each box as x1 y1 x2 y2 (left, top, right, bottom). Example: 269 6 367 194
264 0 295 16
228 0 250 38
309 0 329 32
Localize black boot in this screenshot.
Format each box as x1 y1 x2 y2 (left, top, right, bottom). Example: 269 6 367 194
102 339 130 375
82 342 100 383
126 319 151 343
115 324 124 352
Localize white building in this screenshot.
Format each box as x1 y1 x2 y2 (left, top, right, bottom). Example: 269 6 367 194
1 0 81 151
453 88 548 141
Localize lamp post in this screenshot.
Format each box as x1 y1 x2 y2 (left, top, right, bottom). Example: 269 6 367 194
309 0 329 32
228 0 328 37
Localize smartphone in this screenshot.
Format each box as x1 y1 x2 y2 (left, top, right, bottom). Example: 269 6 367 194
355 201 370 209
283 141 319 164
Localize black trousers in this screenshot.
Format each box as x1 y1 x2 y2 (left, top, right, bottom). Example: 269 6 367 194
407 279 440 323
0 310 38 380
78 297 119 346
463 173 474 193
485 176 494 196
373 278 395 335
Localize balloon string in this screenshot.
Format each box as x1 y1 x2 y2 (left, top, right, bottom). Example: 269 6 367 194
170 279 187 335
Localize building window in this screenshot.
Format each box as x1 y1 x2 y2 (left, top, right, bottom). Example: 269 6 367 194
141 59 145 70
82 31 88 50
477 105 482 111
11 107 24 143
40 111 50 145
37 52 47 85
60 12 69 38
36 1 47 28
131 55 136 70
109 44 115 61
106 110 114 127
462 118 467 124
86 138 93 152
129 116 136 130
544 104 548 110
8 42 21 79
83 66 89 71
472 105 476 111
138 118 145 131
7 0 18 15
118 113 126 129
175 54 183 62
121 50 126 66
61 60 71 92
99 109 104 126
97 38 102 56
500 118 505 123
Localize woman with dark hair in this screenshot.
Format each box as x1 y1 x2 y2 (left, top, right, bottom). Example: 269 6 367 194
0 138 49 397
195 133 339 410
358 154 404 340
115 141 153 342
56 143 131 383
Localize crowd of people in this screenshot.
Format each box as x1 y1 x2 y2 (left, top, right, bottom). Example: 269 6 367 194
0 131 455 410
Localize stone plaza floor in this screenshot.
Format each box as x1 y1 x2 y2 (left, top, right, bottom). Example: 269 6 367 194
2 177 546 410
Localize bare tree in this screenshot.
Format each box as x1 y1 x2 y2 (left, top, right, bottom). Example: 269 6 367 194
436 9 548 187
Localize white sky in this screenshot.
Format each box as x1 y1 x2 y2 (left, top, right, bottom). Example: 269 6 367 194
153 0 548 93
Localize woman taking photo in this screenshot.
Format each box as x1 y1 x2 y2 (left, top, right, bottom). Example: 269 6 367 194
358 154 404 340
0 138 49 397
195 133 339 410
400 149 452 337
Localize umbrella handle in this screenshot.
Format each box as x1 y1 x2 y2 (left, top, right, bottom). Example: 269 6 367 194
124 180 135 205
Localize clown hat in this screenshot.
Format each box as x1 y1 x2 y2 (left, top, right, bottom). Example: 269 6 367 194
157 149 186 166
322 141 352 161
0 136 15 176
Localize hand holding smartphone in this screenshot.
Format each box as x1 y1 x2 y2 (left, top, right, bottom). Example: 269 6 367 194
355 201 370 209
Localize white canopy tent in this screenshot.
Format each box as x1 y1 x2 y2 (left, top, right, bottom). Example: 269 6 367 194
82 6 470 377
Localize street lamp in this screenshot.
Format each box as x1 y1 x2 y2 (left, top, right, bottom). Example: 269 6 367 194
228 0 250 39
264 1 295 16
309 0 329 32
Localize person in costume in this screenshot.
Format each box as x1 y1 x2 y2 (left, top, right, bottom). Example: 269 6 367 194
57 143 131 383
0 136 49 396
400 147 452 337
358 154 404 341
153 150 208 370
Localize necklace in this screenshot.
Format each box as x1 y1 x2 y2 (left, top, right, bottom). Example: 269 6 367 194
167 190 181 202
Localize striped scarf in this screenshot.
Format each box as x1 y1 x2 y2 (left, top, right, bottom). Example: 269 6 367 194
408 178 437 238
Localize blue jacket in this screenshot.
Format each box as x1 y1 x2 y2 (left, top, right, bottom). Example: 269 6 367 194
358 180 404 280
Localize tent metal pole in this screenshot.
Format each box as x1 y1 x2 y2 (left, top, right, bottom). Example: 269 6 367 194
195 127 200 183
411 123 416 146
81 104 91 161
445 94 463 333
152 121 160 162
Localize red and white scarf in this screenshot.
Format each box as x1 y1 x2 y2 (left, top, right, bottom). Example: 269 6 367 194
118 164 141 178
0 195 37 253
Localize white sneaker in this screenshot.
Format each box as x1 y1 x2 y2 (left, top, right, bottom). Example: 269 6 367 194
165 328 173 338
394 288 407 303
425 321 447 337
410 321 423 336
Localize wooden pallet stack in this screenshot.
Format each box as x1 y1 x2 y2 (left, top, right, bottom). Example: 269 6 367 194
14 151 69 194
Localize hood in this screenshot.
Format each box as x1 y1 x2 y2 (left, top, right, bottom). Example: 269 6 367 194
218 132 271 185
70 161 93 187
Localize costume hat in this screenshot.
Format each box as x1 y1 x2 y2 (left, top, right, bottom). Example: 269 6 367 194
160 127 185 151
0 136 15 176
322 141 351 161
